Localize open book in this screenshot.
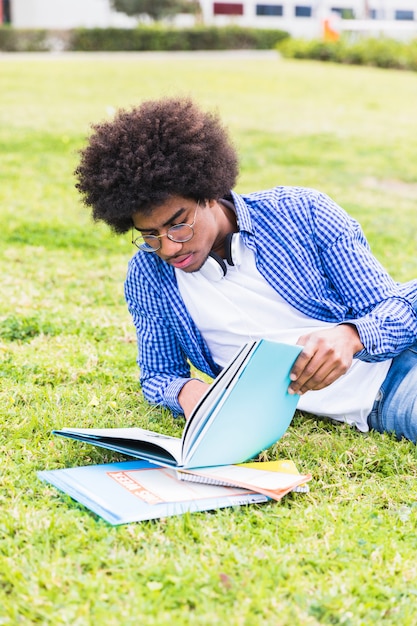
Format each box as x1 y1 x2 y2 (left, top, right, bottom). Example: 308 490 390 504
53 340 302 470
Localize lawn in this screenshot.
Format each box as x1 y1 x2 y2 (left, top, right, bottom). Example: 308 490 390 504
1 51 417 625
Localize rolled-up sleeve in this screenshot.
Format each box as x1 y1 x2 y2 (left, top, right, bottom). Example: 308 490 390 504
313 194 417 359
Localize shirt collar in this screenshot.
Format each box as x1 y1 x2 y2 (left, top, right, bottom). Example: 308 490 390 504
230 190 254 235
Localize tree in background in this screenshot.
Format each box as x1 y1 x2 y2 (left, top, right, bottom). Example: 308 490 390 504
111 0 201 22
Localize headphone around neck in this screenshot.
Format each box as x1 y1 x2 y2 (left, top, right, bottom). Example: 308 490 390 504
198 232 242 282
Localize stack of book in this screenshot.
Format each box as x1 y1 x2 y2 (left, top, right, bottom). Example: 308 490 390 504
39 340 311 525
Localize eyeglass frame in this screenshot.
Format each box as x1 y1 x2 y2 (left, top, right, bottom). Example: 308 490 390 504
131 202 200 253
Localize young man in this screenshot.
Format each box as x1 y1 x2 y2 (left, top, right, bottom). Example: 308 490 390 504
75 97 417 441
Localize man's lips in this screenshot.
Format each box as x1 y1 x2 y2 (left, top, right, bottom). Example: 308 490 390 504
169 253 195 269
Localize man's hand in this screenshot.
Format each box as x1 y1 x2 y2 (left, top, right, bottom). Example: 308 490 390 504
289 324 364 396
178 379 211 420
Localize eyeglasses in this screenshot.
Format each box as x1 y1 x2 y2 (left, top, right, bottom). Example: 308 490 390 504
132 203 200 253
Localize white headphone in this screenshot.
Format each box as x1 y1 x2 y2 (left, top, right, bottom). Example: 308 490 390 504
198 232 242 282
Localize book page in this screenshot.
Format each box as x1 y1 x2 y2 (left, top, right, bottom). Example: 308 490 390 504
54 427 183 466
181 341 257 452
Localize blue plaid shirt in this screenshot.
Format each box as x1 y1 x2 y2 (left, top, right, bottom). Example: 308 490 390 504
125 186 417 415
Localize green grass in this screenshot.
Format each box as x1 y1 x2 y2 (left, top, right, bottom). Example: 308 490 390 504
1 51 417 625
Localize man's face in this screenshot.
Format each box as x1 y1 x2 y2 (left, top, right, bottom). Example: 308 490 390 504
132 196 222 273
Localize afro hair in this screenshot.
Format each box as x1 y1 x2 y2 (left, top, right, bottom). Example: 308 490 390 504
74 97 239 233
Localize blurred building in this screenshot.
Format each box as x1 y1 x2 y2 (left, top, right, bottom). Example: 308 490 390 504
2 0 417 39
1 0 135 28
200 0 417 38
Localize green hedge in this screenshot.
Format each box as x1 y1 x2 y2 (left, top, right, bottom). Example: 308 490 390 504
0 26 289 53
0 27 50 52
69 25 289 51
277 36 417 72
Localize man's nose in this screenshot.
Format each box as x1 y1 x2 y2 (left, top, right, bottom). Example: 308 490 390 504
159 235 183 256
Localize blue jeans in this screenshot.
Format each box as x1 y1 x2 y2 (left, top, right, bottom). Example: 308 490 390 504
367 298 417 443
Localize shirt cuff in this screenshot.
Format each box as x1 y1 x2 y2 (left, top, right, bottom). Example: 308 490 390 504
163 377 194 417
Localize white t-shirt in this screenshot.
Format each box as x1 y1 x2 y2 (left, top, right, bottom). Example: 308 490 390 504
176 243 391 432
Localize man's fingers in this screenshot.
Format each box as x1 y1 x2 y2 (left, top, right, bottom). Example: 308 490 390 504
289 334 352 394
290 359 335 394
295 364 345 394
289 344 315 381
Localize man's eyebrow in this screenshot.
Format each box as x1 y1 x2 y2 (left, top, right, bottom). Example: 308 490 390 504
136 208 187 232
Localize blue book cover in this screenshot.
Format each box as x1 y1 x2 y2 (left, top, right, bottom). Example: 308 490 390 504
38 460 269 525
183 340 302 467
